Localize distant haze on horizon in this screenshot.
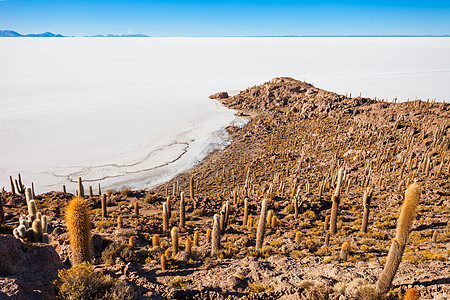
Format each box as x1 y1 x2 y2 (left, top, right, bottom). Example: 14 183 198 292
0 0 449 37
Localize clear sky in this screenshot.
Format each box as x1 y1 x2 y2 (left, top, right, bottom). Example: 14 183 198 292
1 0 449 36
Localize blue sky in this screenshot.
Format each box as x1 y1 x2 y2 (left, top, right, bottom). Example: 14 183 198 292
1 0 449 36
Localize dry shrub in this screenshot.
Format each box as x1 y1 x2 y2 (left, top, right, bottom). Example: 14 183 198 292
54 262 137 299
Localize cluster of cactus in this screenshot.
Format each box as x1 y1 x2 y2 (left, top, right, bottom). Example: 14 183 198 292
13 188 49 243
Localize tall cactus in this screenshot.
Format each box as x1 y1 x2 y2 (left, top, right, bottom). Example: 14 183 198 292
330 167 345 235
376 183 420 294
66 197 91 265
77 177 84 198
171 227 179 256
101 194 107 218
162 202 169 233
361 187 373 233
179 192 185 229
256 199 268 251
211 214 220 255
0 192 4 225
134 201 139 217
9 176 16 194
190 175 195 200
243 197 249 226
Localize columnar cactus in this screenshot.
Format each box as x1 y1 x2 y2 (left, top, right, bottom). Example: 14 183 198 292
171 227 179 256
330 167 345 235
190 175 195 200
256 199 268 251
78 177 84 198
25 187 33 203
153 234 160 247
134 201 139 217
9 176 16 194
271 215 277 229
98 183 102 196
0 192 4 225
129 236 135 249
63 185 67 194
295 232 301 245
166 197 172 218
66 197 91 265
267 210 274 227
211 214 220 255
324 215 330 231
161 254 167 270
101 194 107 218
179 192 185 229
206 228 212 243
117 215 123 228
243 197 249 226
432 230 437 243
376 183 420 294
193 230 200 246
361 188 373 233
32 219 43 243
162 202 169 233
340 241 350 261
185 237 192 253
247 216 254 228
89 186 93 197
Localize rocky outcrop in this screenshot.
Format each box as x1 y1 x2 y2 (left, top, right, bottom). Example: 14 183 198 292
209 92 229 100
218 77 375 119
0 235 65 299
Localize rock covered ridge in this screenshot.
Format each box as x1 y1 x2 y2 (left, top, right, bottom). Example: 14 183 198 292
0 77 449 299
214 77 376 118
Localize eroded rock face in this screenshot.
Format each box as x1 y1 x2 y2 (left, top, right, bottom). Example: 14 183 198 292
0 234 65 299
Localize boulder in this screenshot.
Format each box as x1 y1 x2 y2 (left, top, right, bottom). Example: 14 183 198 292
0 234 65 299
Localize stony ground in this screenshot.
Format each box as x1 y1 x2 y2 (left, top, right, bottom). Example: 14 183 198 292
0 77 449 299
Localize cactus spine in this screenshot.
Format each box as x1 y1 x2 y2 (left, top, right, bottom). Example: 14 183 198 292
211 214 220 255
162 202 169 233
361 187 373 233
171 227 179 256
66 197 91 265
179 192 185 229
376 183 420 294
256 199 268 251
77 177 84 198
